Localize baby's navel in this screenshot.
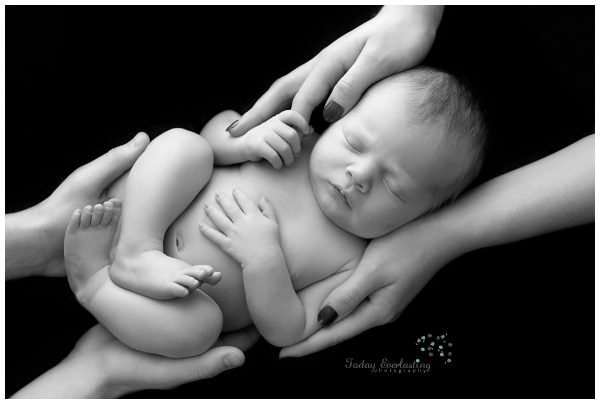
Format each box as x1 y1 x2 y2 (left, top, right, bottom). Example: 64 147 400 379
174 232 184 252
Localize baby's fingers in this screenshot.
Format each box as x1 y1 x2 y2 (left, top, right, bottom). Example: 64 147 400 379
266 132 294 167
274 120 302 158
199 222 229 248
232 188 261 215
256 142 284 169
277 110 310 137
204 203 233 232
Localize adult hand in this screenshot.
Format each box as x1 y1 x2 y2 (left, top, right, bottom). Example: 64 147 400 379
279 214 460 358
13 324 260 398
6 132 150 279
227 5 443 136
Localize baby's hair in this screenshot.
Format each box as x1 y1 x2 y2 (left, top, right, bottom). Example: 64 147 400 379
400 66 489 210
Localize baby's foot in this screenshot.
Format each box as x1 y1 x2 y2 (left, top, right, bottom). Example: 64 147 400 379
64 199 122 303
109 248 222 300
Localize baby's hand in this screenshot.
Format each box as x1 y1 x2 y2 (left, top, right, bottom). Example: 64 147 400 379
200 189 281 269
242 110 311 169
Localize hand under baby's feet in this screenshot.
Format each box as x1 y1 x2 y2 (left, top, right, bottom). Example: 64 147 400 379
109 246 222 300
64 199 123 303
38 133 150 277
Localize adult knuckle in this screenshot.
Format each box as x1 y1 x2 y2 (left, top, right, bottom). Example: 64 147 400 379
335 76 358 98
106 146 122 161
196 364 218 380
339 287 361 307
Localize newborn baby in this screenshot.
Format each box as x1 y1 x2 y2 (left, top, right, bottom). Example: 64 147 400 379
64 67 487 358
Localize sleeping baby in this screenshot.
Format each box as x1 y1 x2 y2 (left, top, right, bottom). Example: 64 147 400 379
64 66 487 358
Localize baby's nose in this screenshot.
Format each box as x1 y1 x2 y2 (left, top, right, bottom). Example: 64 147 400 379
345 167 369 193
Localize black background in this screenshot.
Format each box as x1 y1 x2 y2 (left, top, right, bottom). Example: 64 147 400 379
6 6 594 398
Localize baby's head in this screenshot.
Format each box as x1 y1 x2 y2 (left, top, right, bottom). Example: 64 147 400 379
309 66 488 238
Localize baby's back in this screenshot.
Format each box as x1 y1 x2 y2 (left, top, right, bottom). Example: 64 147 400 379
164 137 367 331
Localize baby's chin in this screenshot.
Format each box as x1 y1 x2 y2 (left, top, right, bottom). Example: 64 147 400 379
314 193 387 239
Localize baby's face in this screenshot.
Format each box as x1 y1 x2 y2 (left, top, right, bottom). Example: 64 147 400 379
309 82 456 238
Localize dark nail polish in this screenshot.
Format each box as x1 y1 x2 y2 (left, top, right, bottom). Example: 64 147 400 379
225 120 239 132
323 101 343 122
318 305 338 326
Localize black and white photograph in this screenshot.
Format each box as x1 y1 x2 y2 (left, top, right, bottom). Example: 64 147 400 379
5 4 595 399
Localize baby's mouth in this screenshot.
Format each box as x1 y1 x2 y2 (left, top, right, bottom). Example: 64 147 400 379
332 183 352 209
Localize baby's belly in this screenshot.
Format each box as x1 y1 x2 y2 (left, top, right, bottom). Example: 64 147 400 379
163 162 367 332
164 167 251 331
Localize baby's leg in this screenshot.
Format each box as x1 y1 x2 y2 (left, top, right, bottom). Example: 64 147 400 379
64 200 223 358
109 128 221 299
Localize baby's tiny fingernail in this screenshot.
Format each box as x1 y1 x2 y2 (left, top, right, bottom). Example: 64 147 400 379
318 305 338 326
198 223 205 230
225 120 239 132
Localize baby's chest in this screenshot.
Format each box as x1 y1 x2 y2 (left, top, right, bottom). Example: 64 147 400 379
278 209 366 290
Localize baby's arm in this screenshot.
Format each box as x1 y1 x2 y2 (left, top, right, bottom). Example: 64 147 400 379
201 110 309 168
200 189 353 346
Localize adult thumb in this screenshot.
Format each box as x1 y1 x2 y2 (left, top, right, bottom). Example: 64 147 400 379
165 347 245 387
74 132 150 190
317 269 375 326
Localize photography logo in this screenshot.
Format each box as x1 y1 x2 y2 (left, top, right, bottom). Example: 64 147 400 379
344 332 453 374
415 332 453 365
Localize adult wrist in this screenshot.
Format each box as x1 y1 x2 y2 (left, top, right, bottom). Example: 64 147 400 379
416 204 472 262
378 5 443 33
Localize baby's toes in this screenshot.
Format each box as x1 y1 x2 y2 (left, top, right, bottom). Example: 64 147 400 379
184 265 214 283
80 205 93 229
108 199 122 227
90 204 104 227
167 283 189 298
99 201 114 226
66 209 83 235
204 271 222 286
175 275 200 290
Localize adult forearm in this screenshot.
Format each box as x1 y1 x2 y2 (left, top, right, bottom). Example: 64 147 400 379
442 134 594 253
243 248 306 347
5 209 55 279
11 355 108 399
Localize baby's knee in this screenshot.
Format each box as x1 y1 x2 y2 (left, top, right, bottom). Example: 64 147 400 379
154 127 214 177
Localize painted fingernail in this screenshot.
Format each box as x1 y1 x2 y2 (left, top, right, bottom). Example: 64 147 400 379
318 305 338 326
323 101 343 122
225 120 239 132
